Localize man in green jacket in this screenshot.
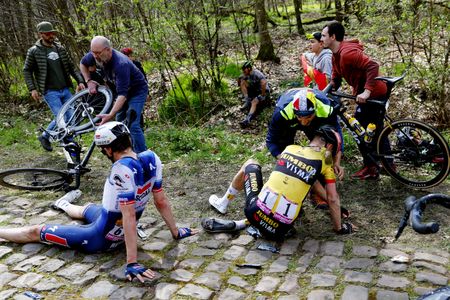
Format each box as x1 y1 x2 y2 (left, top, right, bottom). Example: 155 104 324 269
23 21 85 151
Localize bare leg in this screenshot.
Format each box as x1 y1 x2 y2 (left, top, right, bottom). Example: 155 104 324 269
63 204 90 219
249 98 258 116
0 225 42 243
231 159 259 191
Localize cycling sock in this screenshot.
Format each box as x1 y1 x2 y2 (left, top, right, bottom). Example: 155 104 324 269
223 185 239 201
53 199 71 211
235 219 247 230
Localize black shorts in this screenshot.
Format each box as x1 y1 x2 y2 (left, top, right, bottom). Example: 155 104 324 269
243 163 292 241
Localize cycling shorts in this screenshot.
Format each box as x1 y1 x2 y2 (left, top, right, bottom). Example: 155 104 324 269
40 204 123 253
243 163 292 241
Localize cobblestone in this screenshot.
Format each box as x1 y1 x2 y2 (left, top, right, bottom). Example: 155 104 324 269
341 285 368 300
0 190 449 299
155 282 179 300
415 271 448 285
177 283 214 299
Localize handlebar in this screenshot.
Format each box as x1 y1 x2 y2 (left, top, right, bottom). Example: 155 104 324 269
329 91 387 107
395 193 450 240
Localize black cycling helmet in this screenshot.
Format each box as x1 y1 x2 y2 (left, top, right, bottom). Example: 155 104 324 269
315 125 341 156
242 60 253 70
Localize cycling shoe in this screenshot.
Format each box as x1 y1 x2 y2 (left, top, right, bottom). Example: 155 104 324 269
201 218 237 233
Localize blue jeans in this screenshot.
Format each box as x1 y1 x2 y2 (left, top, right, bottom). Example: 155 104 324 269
42 88 73 138
116 91 147 153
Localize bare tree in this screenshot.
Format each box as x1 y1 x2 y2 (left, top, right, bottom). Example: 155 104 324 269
255 0 279 62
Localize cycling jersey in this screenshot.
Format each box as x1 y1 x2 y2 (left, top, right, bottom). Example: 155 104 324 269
40 150 162 253
244 145 335 240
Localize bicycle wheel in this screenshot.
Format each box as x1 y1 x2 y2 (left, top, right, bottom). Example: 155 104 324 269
56 86 113 133
0 168 72 191
377 119 450 188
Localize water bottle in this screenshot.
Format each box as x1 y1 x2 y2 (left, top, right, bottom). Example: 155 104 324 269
364 123 376 143
349 117 366 137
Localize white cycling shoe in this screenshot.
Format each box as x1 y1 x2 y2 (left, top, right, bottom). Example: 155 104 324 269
209 194 229 214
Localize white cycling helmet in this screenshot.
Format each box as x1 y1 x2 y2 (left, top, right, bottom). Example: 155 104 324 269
94 121 130 146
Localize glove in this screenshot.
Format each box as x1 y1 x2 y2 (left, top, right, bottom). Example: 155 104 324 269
175 227 193 240
336 222 354 235
125 262 148 280
257 95 266 101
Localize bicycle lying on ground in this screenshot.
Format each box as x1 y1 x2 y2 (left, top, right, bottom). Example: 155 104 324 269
0 86 113 191
325 74 450 188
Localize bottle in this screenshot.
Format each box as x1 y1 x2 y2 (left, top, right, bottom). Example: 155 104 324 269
364 123 377 143
349 117 366 137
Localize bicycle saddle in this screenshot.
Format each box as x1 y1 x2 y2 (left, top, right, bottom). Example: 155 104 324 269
374 73 406 85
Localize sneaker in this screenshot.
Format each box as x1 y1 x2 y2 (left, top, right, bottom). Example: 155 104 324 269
310 192 328 209
209 194 229 214
201 218 237 233
239 119 250 128
239 101 250 112
38 135 53 151
51 189 82 211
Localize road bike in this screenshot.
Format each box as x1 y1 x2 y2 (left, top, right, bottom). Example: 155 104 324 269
0 86 113 191
325 74 450 188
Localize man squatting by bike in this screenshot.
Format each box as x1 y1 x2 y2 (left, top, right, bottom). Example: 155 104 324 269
80 36 149 153
0 122 197 282
265 88 345 210
321 21 389 179
204 126 355 240
23 21 85 151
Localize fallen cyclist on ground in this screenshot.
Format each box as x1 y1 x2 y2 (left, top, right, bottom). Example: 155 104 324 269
204 126 355 240
0 121 197 283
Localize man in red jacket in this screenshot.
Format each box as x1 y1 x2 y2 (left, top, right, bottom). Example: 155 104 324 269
321 21 388 179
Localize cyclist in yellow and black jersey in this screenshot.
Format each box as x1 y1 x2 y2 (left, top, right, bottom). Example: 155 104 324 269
203 126 355 240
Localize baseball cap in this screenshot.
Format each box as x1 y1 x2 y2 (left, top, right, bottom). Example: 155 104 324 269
306 32 322 42
37 22 57 33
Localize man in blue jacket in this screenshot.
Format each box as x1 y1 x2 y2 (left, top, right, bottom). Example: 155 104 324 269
80 36 148 153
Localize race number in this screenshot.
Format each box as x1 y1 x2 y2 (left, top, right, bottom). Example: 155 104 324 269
257 188 299 224
105 225 125 242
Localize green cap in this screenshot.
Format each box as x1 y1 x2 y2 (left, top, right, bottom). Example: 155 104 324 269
37 22 57 33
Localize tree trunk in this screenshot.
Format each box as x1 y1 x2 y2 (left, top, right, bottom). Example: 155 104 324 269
335 0 343 22
293 0 305 35
255 0 279 62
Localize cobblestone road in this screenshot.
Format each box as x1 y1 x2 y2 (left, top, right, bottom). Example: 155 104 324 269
0 194 448 300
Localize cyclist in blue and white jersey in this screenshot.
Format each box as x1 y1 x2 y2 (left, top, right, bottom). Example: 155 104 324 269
0 122 197 282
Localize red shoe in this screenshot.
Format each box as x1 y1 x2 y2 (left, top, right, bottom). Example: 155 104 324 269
352 165 379 180
432 156 444 163
351 166 370 178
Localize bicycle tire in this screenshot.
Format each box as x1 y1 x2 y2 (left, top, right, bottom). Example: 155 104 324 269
0 168 72 191
377 119 450 188
56 86 113 133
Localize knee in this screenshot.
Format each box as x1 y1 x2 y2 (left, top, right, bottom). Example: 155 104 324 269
27 225 43 241
242 159 259 170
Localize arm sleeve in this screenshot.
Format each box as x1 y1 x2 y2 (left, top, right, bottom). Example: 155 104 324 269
23 48 37 91
115 62 132 97
80 52 95 67
344 49 380 92
331 56 342 90
152 153 163 192
266 111 295 157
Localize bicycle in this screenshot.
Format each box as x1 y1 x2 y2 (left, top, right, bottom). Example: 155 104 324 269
0 86 113 191
325 74 450 188
395 193 450 240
